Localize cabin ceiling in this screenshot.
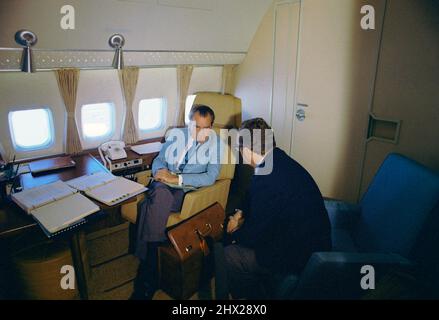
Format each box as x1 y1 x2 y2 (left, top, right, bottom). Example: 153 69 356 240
0 0 273 52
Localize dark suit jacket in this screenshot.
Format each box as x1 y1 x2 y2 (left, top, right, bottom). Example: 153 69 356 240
232 148 331 275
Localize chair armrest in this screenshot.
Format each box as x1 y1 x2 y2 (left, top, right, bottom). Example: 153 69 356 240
179 179 230 220
122 180 231 226
121 193 146 224
293 252 413 299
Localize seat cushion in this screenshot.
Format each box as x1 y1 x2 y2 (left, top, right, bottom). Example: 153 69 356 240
325 200 361 230
324 200 361 252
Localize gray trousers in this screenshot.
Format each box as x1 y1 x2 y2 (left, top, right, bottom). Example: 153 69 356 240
223 244 272 299
135 181 185 261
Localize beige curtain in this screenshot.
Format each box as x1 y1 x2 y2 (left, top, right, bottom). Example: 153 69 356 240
176 65 194 126
221 64 236 95
55 68 82 154
119 67 139 144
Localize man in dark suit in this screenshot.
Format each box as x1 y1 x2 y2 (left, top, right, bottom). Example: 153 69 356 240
224 118 331 299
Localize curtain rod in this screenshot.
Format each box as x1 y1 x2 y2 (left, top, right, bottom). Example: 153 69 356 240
0 47 247 54
0 64 232 73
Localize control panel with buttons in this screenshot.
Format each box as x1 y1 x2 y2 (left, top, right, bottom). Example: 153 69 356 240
109 158 143 172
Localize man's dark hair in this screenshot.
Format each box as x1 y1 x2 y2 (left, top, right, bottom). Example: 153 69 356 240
239 118 276 155
189 104 215 126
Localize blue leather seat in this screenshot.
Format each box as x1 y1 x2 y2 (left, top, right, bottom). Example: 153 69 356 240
277 153 439 299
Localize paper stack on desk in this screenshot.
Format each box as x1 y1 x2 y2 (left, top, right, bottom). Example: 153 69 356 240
11 180 100 237
130 142 162 155
67 172 147 206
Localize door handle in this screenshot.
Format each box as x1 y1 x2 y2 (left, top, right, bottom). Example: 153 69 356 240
296 109 306 122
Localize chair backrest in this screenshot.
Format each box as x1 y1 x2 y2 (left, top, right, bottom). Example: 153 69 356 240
216 141 236 180
193 92 242 129
355 153 439 257
193 92 242 181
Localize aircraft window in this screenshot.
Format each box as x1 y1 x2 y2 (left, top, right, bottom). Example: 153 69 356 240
81 102 115 139
9 108 54 151
184 94 197 124
138 98 166 131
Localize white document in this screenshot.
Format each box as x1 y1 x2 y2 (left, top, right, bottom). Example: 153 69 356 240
11 180 76 214
31 193 100 234
131 142 163 155
67 171 115 191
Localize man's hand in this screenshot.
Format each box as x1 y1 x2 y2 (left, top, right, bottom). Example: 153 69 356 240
227 210 244 234
155 169 179 185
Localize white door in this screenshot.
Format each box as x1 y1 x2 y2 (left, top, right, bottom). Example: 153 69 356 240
270 1 301 154
290 0 386 202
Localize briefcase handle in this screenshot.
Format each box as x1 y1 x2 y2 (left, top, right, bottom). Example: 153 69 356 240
195 223 212 238
195 224 212 256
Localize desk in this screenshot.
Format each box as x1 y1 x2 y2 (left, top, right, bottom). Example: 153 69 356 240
20 154 106 190
1 154 108 238
0 153 142 299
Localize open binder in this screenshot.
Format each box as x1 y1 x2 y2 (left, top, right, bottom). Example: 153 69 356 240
11 173 146 237
66 172 148 206
11 180 100 237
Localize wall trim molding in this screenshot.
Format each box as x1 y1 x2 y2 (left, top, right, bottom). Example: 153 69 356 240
0 49 245 71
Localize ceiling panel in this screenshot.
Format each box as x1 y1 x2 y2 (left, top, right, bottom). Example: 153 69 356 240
0 0 272 52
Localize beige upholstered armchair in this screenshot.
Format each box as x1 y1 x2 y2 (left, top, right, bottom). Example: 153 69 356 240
121 92 242 228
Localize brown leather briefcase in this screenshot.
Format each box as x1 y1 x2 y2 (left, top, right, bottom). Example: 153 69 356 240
167 202 225 262
159 202 225 299
158 244 205 300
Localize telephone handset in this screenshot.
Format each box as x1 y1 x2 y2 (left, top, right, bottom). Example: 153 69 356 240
98 141 127 169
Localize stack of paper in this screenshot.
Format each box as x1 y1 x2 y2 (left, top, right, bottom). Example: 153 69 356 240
131 142 163 155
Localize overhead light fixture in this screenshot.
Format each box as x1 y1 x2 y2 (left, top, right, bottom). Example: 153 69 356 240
109 34 125 70
15 30 38 73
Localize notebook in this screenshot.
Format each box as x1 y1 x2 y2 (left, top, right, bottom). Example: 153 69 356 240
67 172 147 206
29 156 76 174
11 180 100 237
131 142 163 155
31 193 99 237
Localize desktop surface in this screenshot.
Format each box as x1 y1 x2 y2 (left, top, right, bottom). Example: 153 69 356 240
20 154 107 190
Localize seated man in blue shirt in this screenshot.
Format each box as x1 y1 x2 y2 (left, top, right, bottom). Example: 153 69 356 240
224 118 331 299
132 105 221 300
